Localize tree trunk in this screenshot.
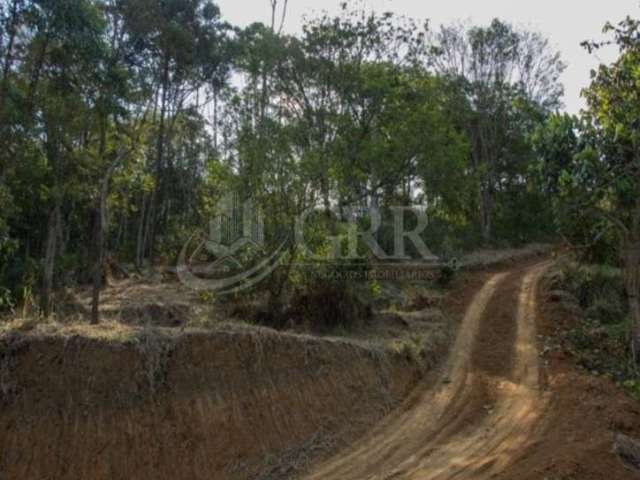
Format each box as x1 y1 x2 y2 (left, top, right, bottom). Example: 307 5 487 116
147 55 170 261
90 207 103 324
143 194 155 261
213 90 218 150
136 193 147 269
91 152 126 324
25 32 49 121
42 206 59 317
480 185 493 244
471 120 494 244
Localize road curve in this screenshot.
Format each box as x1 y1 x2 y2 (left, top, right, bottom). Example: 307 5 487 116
303 262 550 480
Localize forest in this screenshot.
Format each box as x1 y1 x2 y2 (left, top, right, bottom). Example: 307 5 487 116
3 1 640 478
0 0 639 363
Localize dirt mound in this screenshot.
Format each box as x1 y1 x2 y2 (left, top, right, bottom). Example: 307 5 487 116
0 326 432 480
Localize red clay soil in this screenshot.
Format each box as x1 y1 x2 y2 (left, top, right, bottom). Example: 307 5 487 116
0 330 424 480
494 271 640 480
302 260 640 480
2 254 639 480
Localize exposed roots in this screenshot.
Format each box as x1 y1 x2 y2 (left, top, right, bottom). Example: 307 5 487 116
132 328 176 395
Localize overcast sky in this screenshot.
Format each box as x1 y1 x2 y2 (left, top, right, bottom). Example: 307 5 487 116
216 0 640 114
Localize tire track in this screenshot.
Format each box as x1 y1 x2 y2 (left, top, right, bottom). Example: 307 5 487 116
303 263 550 480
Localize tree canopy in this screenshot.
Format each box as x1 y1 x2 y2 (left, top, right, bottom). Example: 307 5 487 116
0 0 579 322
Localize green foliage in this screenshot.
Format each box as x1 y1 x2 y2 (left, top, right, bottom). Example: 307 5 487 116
554 15 640 257
431 19 565 243
562 262 626 312
557 261 638 396
540 13 640 365
437 264 457 288
0 287 13 312
0 1 568 315
531 113 579 196
288 258 373 333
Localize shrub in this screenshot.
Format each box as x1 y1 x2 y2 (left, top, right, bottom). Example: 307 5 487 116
557 259 639 396
563 262 625 309
286 256 372 332
288 280 372 332
586 294 627 325
438 263 457 287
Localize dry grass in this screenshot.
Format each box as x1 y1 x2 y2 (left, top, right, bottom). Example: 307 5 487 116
459 243 551 269
0 243 534 366
0 316 141 343
0 264 455 386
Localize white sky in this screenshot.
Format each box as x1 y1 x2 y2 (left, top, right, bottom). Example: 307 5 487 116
216 0 640 114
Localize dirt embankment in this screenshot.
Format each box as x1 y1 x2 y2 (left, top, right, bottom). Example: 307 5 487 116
0 245 553 480
0 327 431 480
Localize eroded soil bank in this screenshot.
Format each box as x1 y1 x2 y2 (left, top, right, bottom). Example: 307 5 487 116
0 245 551 480
0 327 437 480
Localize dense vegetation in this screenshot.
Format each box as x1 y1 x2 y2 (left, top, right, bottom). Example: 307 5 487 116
536 16 640 362
0 0 638 361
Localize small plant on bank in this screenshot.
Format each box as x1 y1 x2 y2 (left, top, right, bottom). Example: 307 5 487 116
558 261 640 398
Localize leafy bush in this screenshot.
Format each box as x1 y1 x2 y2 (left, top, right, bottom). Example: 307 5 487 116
286 254 372 332
563 262 625 310
288 279 372 333
585 294 627 325
558 260 639 396
421 217 481 258
438 263 457 287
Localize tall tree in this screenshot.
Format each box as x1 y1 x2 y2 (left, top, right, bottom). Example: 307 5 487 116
573 16 640 360
431 19 565 242
119 0 231 263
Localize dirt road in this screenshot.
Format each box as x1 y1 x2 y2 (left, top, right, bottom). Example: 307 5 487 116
304 262 552 480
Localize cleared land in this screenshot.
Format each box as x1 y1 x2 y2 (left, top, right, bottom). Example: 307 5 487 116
1 247 638 479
